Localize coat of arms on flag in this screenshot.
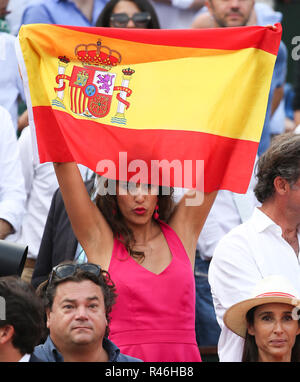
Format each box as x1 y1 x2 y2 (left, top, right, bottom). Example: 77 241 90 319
52 40 135 125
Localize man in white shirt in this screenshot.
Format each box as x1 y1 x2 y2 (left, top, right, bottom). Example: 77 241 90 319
194 158 259 350
0 276 44 362
209 133 300 361
0 106 26 240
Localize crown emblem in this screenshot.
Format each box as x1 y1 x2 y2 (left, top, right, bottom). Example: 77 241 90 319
75 40 122 71
122 68 135 76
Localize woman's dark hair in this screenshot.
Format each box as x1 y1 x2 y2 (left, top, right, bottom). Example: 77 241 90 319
0 276 45 354
242 305 300 362
95 178 174 260
96 0 160 28
254 133 300 203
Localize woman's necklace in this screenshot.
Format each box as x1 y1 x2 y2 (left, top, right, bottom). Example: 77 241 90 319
131 225 162 257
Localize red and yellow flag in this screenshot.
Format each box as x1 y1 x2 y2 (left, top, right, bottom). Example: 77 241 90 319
16 24 282 192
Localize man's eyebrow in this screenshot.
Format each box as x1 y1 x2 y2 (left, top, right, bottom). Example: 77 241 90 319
60 296 100 304
86 296 100 301
61 298 76 303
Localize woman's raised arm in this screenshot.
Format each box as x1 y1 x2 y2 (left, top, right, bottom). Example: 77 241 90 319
53 162 113 268
169 190 217 267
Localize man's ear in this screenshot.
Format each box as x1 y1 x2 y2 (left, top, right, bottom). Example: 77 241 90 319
0 325 14 345
273 176 290 196
46 307 51 329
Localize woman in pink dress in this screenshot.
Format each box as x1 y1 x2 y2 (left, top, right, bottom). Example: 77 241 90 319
54 163 216 361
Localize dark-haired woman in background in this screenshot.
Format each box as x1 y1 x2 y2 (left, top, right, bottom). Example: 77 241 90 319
96 0 160 29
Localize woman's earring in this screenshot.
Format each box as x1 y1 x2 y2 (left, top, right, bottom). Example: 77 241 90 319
154 204 159 220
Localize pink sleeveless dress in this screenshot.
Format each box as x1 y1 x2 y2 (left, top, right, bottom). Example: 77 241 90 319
108 220 201 362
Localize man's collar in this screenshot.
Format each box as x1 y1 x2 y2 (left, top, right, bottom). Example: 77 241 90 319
46 336 64 362
103 337 120 362
46 335 120 362
252 207 281 234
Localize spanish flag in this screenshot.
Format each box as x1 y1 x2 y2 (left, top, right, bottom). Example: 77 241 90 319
16 24 281 192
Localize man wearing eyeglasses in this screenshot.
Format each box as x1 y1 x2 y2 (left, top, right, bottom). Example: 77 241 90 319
33 262 142 362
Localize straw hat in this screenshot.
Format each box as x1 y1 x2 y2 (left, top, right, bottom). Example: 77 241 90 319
223 275 300 338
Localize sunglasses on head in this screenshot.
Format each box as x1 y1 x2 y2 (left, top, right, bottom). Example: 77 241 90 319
48 263 102 286
110 12 151 28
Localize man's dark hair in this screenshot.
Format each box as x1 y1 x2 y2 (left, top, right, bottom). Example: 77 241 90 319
254 133 300 203
0 276 45 355
37 262 117 337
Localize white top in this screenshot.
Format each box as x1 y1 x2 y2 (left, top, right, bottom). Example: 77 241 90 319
18 353 30 362
16 126 59 258
208 207 300 362
0 32 25 131
197 155 259 260
16 126 93 259
198 188 259 260
0 106 26 238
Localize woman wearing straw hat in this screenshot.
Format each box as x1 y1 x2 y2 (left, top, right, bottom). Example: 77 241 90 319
224 275 300 362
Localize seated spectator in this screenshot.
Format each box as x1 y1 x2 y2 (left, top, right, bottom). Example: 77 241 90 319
34 262 143 362
0 106 26 241
191 1 282 29
96 0 160 28
0 276 45 362
209 132 300 361
20 0 109 27
224 275 300 362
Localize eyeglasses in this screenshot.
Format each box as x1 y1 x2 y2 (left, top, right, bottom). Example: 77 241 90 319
110 12 151 28
48 263 102 285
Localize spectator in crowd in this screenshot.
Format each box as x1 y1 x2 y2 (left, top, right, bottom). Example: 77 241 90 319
191 0 287 156
96 0 160 28
0 0 26 132
224 275 300 362
20 0 109 27
191 0 283 29
209 133 300 361
31 1 214 362
50 156 215 363
0 276 44 362
34 262 142 362
0 106 26 241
